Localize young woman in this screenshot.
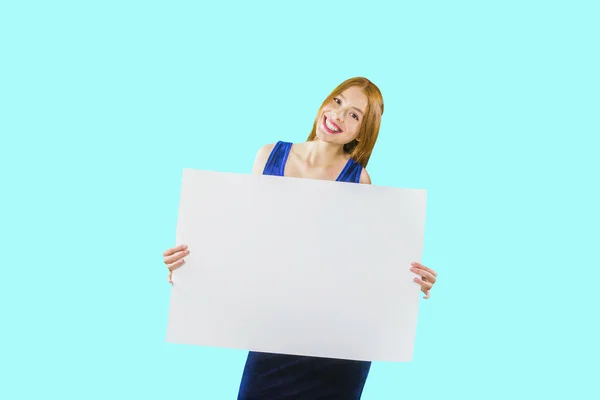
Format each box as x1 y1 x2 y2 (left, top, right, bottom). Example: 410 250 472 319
162 77 438 399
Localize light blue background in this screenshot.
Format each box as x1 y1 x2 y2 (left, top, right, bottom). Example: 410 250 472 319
1 1 598 399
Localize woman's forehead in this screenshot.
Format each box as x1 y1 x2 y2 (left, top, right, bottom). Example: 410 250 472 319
338 87 368 111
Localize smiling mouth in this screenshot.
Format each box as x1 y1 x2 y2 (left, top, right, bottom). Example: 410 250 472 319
323 115 342 134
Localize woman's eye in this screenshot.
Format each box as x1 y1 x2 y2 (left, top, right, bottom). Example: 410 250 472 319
334 98 341 105
351 113 359 121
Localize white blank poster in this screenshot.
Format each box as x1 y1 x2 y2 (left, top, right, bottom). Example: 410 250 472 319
166 168 427 362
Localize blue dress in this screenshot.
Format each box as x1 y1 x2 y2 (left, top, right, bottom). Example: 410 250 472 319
237 141 371 399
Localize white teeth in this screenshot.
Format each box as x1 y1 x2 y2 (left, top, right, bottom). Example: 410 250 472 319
325 117 340 132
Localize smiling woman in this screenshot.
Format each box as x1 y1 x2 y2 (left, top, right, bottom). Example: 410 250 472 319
251 77 384 185
307 77 384 168
162 77 438 399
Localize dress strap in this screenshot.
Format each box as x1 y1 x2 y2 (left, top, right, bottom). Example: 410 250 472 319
262 141 292 176
336 158 363 183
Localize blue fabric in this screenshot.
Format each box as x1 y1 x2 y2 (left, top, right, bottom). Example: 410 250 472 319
261 141 363 183
237 141 369 399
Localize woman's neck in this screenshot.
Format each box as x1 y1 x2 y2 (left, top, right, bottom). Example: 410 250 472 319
301 139 346 167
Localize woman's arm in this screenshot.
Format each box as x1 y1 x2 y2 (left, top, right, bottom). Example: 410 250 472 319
251 143 276 175
359 168 371 184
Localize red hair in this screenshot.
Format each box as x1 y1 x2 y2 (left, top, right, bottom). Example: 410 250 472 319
306 77 384 167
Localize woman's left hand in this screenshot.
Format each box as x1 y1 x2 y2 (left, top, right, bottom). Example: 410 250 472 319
410 262 437 299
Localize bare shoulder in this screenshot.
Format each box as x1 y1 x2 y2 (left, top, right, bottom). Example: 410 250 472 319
252 143 277 175
359 167 372 184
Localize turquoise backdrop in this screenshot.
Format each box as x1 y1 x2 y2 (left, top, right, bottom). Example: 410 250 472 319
1 1 598 399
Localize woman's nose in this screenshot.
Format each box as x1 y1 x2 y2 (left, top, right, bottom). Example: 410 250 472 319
333 109 345 121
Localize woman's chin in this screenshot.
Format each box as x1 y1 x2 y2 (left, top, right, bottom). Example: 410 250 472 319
316 133 348 145
316 133 333 142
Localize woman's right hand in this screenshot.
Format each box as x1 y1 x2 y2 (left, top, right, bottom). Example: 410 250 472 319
163 244 190 284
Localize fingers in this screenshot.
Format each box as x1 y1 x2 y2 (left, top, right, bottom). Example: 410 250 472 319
413 277 433 295
166 257 186 272
410 265 437 284
413 277 433 290
163 244 188 257
411 262 437 277
163 244 190 273
164 245 190 284
164 249 190 266
409 263 435 299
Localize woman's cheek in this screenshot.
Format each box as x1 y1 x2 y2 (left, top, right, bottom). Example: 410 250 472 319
348 122 360 136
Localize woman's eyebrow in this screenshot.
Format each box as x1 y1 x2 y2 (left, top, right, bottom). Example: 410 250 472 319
338 94 365 115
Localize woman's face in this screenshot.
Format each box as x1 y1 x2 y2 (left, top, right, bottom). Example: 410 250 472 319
316 86 368 145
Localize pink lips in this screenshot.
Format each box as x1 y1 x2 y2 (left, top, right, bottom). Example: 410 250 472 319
323 115 342 134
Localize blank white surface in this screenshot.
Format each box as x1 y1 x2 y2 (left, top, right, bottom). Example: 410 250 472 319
166 168 427 362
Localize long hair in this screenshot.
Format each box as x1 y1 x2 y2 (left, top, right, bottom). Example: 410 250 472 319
306 77 384 168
